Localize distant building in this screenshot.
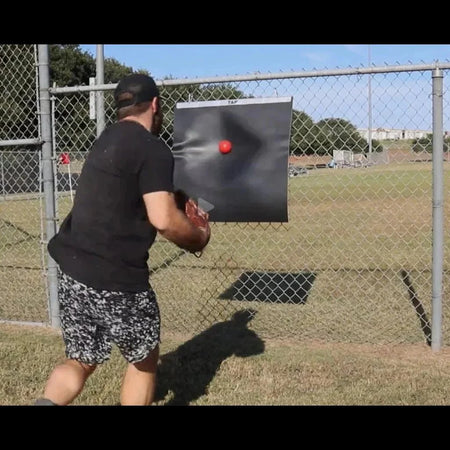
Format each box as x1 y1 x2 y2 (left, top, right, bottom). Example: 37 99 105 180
357 128 431 141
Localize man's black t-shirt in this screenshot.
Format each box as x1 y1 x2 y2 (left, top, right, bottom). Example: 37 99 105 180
48 120 174 292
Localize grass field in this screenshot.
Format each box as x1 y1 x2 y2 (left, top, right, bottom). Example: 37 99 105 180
0 161 449 346
1 160 450 405
2 322 450 405
149 162 450 345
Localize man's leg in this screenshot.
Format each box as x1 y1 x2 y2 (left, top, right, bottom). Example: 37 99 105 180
120 345 159 406
40 359 97 406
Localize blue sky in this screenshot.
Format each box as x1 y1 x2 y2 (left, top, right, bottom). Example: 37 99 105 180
78 44 450 131
79 44 450 79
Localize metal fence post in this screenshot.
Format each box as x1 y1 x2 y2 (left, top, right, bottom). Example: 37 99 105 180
431 67 444 351
1 152 5 199
37 44 59 328
96 44 105 137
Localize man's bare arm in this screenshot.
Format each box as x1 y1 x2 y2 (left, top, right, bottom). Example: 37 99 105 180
143 191 210 253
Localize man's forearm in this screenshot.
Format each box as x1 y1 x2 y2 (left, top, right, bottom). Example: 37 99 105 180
158 208 209 253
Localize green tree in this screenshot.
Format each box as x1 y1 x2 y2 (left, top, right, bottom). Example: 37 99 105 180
412 133 450 153
0 45 38 142
49 46 141 86
104 57 140 83
316 118 383 156
290 110 329 155
49 46 143 153
49 45 95 153
49 45 95 87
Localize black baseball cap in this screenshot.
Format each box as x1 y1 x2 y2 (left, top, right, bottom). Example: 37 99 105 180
114 73 159 108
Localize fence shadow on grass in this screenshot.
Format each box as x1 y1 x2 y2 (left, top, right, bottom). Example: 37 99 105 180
155 309 265 405
400 270 432 346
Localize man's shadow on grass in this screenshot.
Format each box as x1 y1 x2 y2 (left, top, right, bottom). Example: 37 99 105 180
154 309 265 405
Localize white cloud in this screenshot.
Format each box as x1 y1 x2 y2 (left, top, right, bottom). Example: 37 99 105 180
343 45 368 57
302 51 330 66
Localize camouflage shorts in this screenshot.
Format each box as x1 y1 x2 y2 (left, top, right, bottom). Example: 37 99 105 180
58 271 160 365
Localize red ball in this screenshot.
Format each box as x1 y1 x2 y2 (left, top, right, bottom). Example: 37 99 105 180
219 140 232 154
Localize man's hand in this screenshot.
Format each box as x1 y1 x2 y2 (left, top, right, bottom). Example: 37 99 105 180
143 191 211 254
184 198 210 251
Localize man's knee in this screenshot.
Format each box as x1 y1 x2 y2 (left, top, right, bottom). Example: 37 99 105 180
66 359 97 377
133 345 159 372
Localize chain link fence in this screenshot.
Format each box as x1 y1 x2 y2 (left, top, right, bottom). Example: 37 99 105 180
0 44 448 347
0 45 48 324
49 64 449 347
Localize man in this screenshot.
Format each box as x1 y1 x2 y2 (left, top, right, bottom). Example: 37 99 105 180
35 73 210 406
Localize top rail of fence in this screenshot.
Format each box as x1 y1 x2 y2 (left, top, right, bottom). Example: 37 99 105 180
48 62 450 95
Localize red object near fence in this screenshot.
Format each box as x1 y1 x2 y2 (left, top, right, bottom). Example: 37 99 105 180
60 153 70 165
